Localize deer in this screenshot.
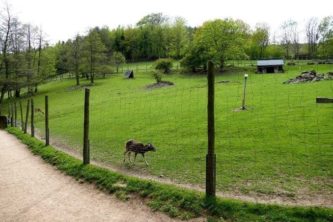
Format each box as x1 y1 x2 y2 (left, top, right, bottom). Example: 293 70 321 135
123 139 156 166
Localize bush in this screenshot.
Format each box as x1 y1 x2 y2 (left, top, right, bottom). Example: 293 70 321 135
155 58 173 74
152 71 163 83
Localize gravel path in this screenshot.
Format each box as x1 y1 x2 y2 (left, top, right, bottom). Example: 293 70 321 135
0 130 203 222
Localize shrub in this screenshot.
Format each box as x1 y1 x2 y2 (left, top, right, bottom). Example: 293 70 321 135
152 71 163 83
155 58 173 74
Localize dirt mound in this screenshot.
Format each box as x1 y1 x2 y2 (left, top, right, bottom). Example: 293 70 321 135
283 70 333 84
146 81 174 89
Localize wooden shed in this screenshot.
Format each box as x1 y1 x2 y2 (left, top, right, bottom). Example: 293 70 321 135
257 59 284 73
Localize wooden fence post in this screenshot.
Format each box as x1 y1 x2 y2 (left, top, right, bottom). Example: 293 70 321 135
45 96 49 146
14 101 17 127
83 88 90 164
24 100 30 134
10 102 13 127
19 101 24 131
206 61 216 198
31 98 34 137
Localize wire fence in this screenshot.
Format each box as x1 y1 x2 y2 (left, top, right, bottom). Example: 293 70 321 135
2 64 333 204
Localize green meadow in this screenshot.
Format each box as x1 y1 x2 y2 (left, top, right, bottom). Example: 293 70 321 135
20 63 333 201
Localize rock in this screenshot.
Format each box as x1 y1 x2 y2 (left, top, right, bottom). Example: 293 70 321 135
283 70 331 84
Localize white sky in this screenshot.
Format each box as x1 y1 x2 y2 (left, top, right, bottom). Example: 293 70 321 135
5 0 333 44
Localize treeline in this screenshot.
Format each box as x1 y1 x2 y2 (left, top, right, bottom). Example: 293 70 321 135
54 13 333 74
0 7 333 105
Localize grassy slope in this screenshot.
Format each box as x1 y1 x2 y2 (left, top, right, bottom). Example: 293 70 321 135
20 63 333 199
7 127 333 222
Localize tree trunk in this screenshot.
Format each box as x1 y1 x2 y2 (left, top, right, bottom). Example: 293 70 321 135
15 89 20 98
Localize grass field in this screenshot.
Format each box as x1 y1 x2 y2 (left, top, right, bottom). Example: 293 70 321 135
10 62 333 204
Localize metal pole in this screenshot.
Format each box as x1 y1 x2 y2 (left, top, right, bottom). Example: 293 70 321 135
241 74 248 110
45 96 49 146
83 88 90 164
206 61 216 197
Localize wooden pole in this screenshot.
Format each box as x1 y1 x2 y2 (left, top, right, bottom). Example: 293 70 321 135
10 102 13 127
83 88 90 164
45 96 49 146
14 101 17 127
19 101 24 131
206 61 216 197
30 98 34 137
24 100 30 134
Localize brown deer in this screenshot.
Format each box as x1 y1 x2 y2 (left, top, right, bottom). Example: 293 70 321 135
123 139 156 166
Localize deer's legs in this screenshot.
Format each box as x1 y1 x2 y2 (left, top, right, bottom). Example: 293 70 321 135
134 153 138 163
123 151 128 162
141 153 149 166
127 152 132 163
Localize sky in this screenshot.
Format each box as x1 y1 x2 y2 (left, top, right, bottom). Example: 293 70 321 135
5 0 333 44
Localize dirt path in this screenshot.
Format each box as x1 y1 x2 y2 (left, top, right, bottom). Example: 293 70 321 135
0 130 204 222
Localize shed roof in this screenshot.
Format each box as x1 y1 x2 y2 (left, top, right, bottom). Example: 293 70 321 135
257 59 284 66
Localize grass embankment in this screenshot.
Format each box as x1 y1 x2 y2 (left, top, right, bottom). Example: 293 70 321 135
7 127 333 221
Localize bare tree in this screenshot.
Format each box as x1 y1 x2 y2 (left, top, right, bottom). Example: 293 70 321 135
306 17 319 59
280 20 299 59
0 3 13 105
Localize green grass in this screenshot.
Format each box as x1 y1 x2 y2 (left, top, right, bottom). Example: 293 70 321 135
6 63 333 201
7 127 333 221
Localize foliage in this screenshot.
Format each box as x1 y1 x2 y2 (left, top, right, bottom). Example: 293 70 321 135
82 29 107 83
182 19 250 71
246 23 269 59
152 71 163 83
154 58 173 73
111 51 126 73
7 127 333 222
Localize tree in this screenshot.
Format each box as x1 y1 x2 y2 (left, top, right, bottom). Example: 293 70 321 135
306 17 319 59
182 19 249 71
0 3 13 105
82 29 107 84
247 23 269 59
318 16 333 59
154 58 173 73
69 35 82 85
111 51 125 73
280 20 300 59
168 17 189 59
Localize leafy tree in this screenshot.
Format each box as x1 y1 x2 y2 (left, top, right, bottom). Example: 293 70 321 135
111 51 126 73
182 19 249 71
168 17 189 59
82 29 107 84
68 35 83 85
247 23 269 59
154 58 173 73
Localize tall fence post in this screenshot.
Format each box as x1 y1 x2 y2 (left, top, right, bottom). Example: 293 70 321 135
14 101 17 127
45 96 49 146
206 61 216 198
24 100 30 134
31 98 34 137
83 88 90 164
9 101 13 127
19 101 24 131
